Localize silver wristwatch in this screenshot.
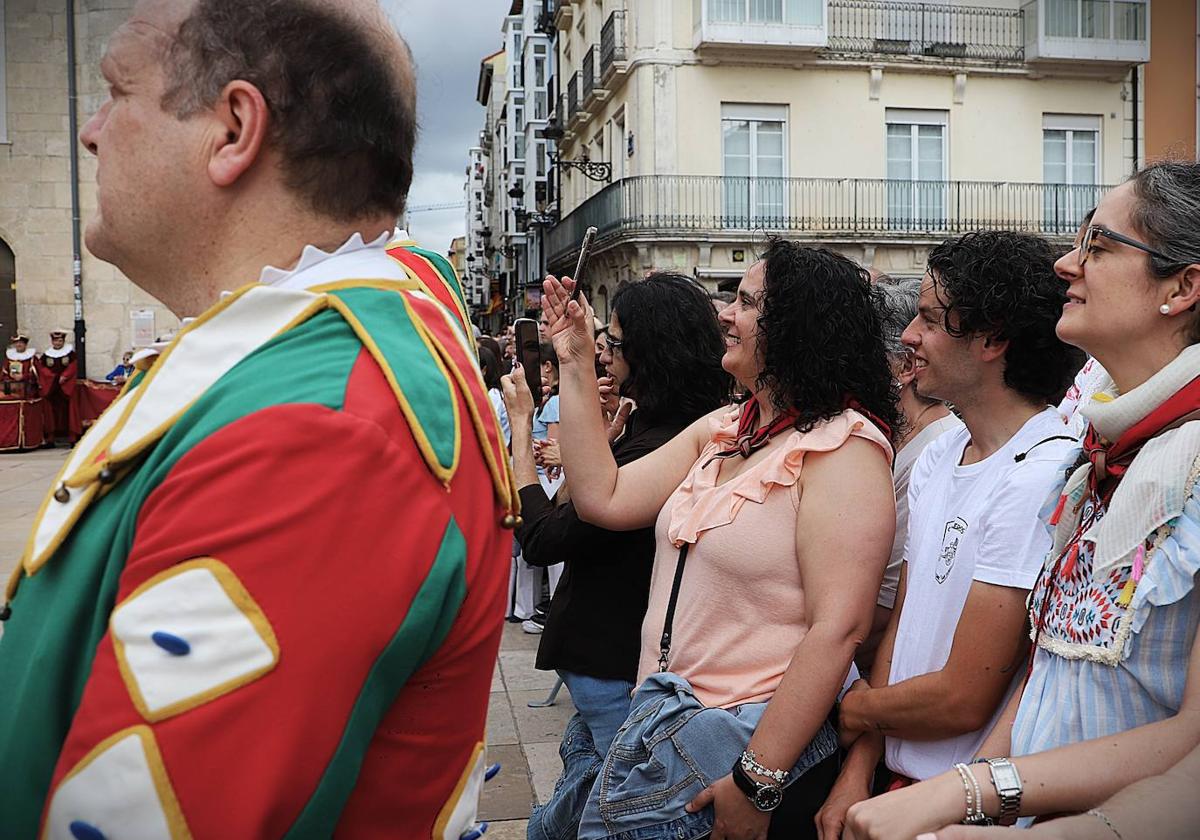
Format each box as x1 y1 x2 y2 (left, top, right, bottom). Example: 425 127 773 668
984 758 1022 826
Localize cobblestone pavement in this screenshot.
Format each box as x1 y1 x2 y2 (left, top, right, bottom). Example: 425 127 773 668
0 448 570 836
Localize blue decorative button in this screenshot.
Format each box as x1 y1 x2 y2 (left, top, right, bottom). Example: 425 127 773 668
69 821 107 840
459 821 489 840
151 631 191 656
484 762 501 781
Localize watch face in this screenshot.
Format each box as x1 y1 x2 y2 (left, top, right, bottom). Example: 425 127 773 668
754 785 783 812
991 763 1021 791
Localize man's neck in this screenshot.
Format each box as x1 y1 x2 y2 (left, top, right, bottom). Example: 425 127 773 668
155 207 396 317
955 386 1045 465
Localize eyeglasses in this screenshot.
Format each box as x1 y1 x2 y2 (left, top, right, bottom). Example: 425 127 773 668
605 335 624 354
1078 225 1173 267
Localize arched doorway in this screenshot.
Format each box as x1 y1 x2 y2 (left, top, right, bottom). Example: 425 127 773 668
0 239 16 343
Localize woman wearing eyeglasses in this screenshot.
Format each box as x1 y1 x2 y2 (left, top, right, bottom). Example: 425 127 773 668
842 160 1200 840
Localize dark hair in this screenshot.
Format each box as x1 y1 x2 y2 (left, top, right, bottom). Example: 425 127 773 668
611 272 731 424
162 0 416 220
927 230 1084 403
757 239 901 436
476 344 502 391
539 342 559 372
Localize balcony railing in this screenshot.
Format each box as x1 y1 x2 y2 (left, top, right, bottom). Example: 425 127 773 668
582 45 598 102
828 0 1024 62
547 175 1111 265
601 10 628 82
567 72 580 121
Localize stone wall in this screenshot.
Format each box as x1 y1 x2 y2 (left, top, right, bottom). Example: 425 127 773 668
1 0 178 377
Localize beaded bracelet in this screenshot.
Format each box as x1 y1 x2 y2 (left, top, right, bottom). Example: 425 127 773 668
740 749 788 785
1086 809 1123 840
953 763 990 825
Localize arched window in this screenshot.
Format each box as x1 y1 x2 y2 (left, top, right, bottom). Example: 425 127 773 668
595 284 609 322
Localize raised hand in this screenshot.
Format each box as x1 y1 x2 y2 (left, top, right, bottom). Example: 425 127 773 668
541 274 596 369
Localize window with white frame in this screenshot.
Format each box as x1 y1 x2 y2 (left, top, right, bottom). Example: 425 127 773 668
721 103 787 226
1043 113 1100 233
709 0 822 26
885 108 948 228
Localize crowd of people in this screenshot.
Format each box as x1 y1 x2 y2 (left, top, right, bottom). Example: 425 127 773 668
485 159 1200 840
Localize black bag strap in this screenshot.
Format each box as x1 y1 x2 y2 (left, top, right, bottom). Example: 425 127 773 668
657 542 690 672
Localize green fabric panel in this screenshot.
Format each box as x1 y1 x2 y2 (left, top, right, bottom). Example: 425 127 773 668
409 245 468 314
0 310 361 836
326 286 458 472
283 519 468 837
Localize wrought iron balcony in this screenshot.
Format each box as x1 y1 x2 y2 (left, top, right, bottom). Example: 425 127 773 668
582 45 599 103
546 174 1111 266
827 0 1024 62
1022 0 1149 64
567 71 581 122
601 10 629 83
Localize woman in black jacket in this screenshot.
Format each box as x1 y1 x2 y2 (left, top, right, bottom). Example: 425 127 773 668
506 272 730 840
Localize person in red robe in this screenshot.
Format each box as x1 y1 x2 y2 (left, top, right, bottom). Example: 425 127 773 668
38 329 77 444
3 334 39 399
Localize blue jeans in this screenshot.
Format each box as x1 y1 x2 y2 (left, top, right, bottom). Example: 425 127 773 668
577 672 838 840
527 672 634 840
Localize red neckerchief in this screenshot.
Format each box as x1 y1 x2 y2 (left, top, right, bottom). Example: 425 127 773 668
1082 374 1200 490
703 398 799 468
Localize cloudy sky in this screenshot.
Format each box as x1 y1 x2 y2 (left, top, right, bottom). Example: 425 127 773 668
384 0 514 256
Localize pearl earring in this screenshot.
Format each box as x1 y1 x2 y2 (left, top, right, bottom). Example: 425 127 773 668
1160 304 1172 315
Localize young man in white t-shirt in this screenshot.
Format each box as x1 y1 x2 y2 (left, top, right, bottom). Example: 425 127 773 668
817 230 1085 838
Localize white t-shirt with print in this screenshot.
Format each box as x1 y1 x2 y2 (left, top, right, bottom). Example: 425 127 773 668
884 407 1075 780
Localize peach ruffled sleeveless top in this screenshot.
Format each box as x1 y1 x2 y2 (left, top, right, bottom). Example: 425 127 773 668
636 407 893 708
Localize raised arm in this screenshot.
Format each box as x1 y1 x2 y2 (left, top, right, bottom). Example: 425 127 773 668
542 274 712 530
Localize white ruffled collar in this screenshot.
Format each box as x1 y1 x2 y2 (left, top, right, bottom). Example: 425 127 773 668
6 348 35 361
257 228 407 290
43 345 74 359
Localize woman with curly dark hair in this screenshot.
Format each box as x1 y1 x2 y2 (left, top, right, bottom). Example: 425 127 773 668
503 272 731 840
538 240 899 840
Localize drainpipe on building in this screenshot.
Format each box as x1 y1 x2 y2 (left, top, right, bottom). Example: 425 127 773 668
67 0 87 377
1131 65 1140 176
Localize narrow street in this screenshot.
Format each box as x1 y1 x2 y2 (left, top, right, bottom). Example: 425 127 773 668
0 448 572 837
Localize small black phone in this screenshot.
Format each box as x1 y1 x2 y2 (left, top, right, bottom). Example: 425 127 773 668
512 317 543 400
571 226 598 302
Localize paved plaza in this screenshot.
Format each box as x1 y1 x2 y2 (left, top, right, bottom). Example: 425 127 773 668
0 448 572 836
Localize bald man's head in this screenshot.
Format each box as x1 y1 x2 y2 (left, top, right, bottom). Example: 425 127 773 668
157 0 417 221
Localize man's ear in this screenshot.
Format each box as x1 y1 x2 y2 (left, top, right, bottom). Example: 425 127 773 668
207 80 269 188
979 332 1009 363
895 352 917 388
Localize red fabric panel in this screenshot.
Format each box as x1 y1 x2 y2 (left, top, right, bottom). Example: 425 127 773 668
46 349 508 836
71 381 120 437
0 399 46 450
336 350 508 838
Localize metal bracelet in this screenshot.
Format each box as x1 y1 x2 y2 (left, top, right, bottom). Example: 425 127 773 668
740 750 787 785
1086 809 1123 840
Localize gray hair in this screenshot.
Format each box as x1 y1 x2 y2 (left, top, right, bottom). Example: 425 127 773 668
1130 160 1200 278
874 277 923 357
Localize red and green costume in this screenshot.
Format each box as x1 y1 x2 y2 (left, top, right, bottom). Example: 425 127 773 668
0 252 517 838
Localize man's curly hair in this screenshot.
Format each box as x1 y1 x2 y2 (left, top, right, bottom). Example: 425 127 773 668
926 230 1084 403
757 239 901 437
